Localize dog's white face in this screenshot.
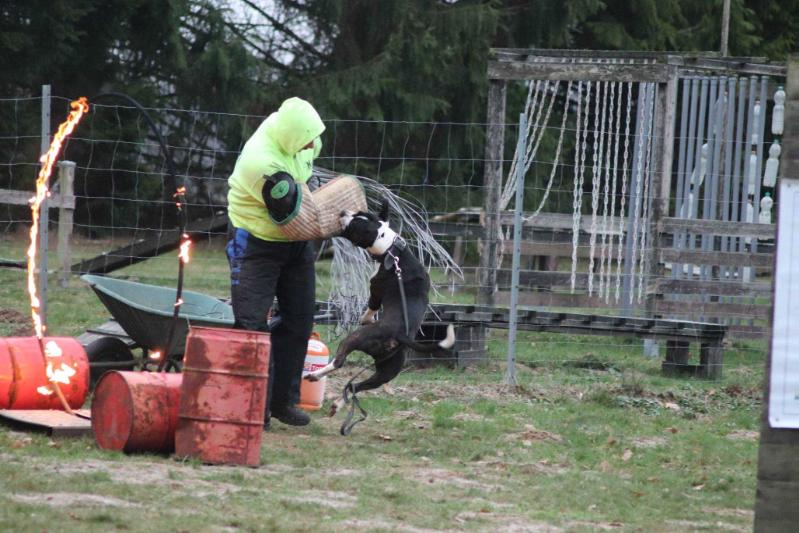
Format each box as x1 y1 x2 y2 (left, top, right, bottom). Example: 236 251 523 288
339 207 397 255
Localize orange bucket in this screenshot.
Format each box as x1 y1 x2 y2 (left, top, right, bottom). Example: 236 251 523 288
175 326 270 466
299 333 329 411
0 337 89 410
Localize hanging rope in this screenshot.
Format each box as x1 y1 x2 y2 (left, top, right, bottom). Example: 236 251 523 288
501 80 561 211
525 80 573 221
502 81 543 209
571 81 592 292
615 82 634 303
588 82 608 296
637 84 657 303
598 81 616 297
605 81 624 302
628 84 650 305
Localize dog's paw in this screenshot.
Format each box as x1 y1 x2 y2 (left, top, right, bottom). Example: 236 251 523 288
328 397 346 417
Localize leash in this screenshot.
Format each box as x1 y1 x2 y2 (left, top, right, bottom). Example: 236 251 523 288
339 372 368 436
340 238 411 436
386 247 410 336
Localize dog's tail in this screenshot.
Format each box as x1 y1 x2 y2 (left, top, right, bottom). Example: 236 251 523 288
396 324 456 353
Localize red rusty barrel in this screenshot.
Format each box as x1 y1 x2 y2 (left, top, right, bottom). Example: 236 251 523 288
175 326 270 466
91 371 182 453
0 337 89 410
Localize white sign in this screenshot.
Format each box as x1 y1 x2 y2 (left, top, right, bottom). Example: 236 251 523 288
769 180 799 428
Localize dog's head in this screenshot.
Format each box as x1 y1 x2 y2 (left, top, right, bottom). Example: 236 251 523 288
340 200 397 255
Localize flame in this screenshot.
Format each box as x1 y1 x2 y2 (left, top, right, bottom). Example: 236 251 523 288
149 350 162 360
178 234 191 264
27 97 89 339
27 97 89 406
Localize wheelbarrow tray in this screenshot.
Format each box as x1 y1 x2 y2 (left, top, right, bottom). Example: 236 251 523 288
81 274 234 357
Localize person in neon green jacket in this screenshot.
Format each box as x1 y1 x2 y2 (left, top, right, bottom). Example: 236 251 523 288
226 97 325 428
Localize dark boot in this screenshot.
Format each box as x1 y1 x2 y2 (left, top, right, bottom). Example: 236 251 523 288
271 405 310 426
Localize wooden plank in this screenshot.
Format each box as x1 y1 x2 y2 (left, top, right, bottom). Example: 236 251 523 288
494 291 606 309
478 79 507 306
488 60 671 82
0 188 74 209
71 212 228 274
645 69 679 318
496 269 587 289
491 49 725 61
660 248 774 268
654 300 771 319
660 217 775 239
500 241 593 259
655 278 772 296
727 325 768 339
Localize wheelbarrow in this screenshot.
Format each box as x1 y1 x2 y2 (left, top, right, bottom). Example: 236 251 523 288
78 274 315 386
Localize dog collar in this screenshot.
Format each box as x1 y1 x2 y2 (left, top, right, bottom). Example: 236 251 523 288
377 236 407 270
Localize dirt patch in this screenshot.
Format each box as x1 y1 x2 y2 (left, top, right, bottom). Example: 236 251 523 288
8 492 141 508
725 430 759 441
407 467 503 492
471 459 568 476
0 308 34 336
505 425 563 446
702 507 754 519
340 518 456 533
565 520 623 530
282 490 357 510
666 519 749 532
630 436 667 449
455 511 562 532
452 412 485 422
37 458 244 498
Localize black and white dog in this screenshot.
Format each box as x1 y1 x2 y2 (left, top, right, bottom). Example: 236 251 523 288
305 201 455 415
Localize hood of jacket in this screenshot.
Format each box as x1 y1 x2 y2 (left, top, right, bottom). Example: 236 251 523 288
268 97 325 156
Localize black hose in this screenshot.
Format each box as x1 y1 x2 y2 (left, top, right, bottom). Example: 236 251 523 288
90 92 187 372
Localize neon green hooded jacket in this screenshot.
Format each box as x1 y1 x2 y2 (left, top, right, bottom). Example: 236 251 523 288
227 97 325 241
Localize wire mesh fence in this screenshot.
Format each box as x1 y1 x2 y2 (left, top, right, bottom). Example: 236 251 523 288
0 83 775 372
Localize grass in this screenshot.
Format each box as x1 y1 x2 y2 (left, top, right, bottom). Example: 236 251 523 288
0 232 766 531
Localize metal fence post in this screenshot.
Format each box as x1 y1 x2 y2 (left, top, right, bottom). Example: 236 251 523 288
504 112 527 386
39 84 51 329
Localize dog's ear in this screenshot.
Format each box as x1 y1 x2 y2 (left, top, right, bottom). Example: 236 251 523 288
378 199 389 223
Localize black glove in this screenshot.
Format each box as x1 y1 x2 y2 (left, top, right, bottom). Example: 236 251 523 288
262 171 300 224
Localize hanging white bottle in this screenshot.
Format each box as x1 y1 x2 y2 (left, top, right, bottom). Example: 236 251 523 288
763 141 781 188
772 86 786 136
748 149 758 195
759 193 773 224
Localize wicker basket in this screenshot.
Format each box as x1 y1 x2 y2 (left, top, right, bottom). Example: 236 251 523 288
276 175 366 241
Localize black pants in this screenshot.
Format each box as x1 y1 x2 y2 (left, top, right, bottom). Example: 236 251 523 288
226 227 315 412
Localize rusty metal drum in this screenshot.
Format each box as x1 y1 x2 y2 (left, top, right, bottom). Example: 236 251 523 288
175 326 270 466
91 371 182 453
0 337 89 410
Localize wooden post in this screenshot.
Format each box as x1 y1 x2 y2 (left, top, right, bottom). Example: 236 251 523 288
662 340 690 375
478 79 507 305
645 66 679 323
754 55 799 532
720 0 731 57
56 161 75 288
